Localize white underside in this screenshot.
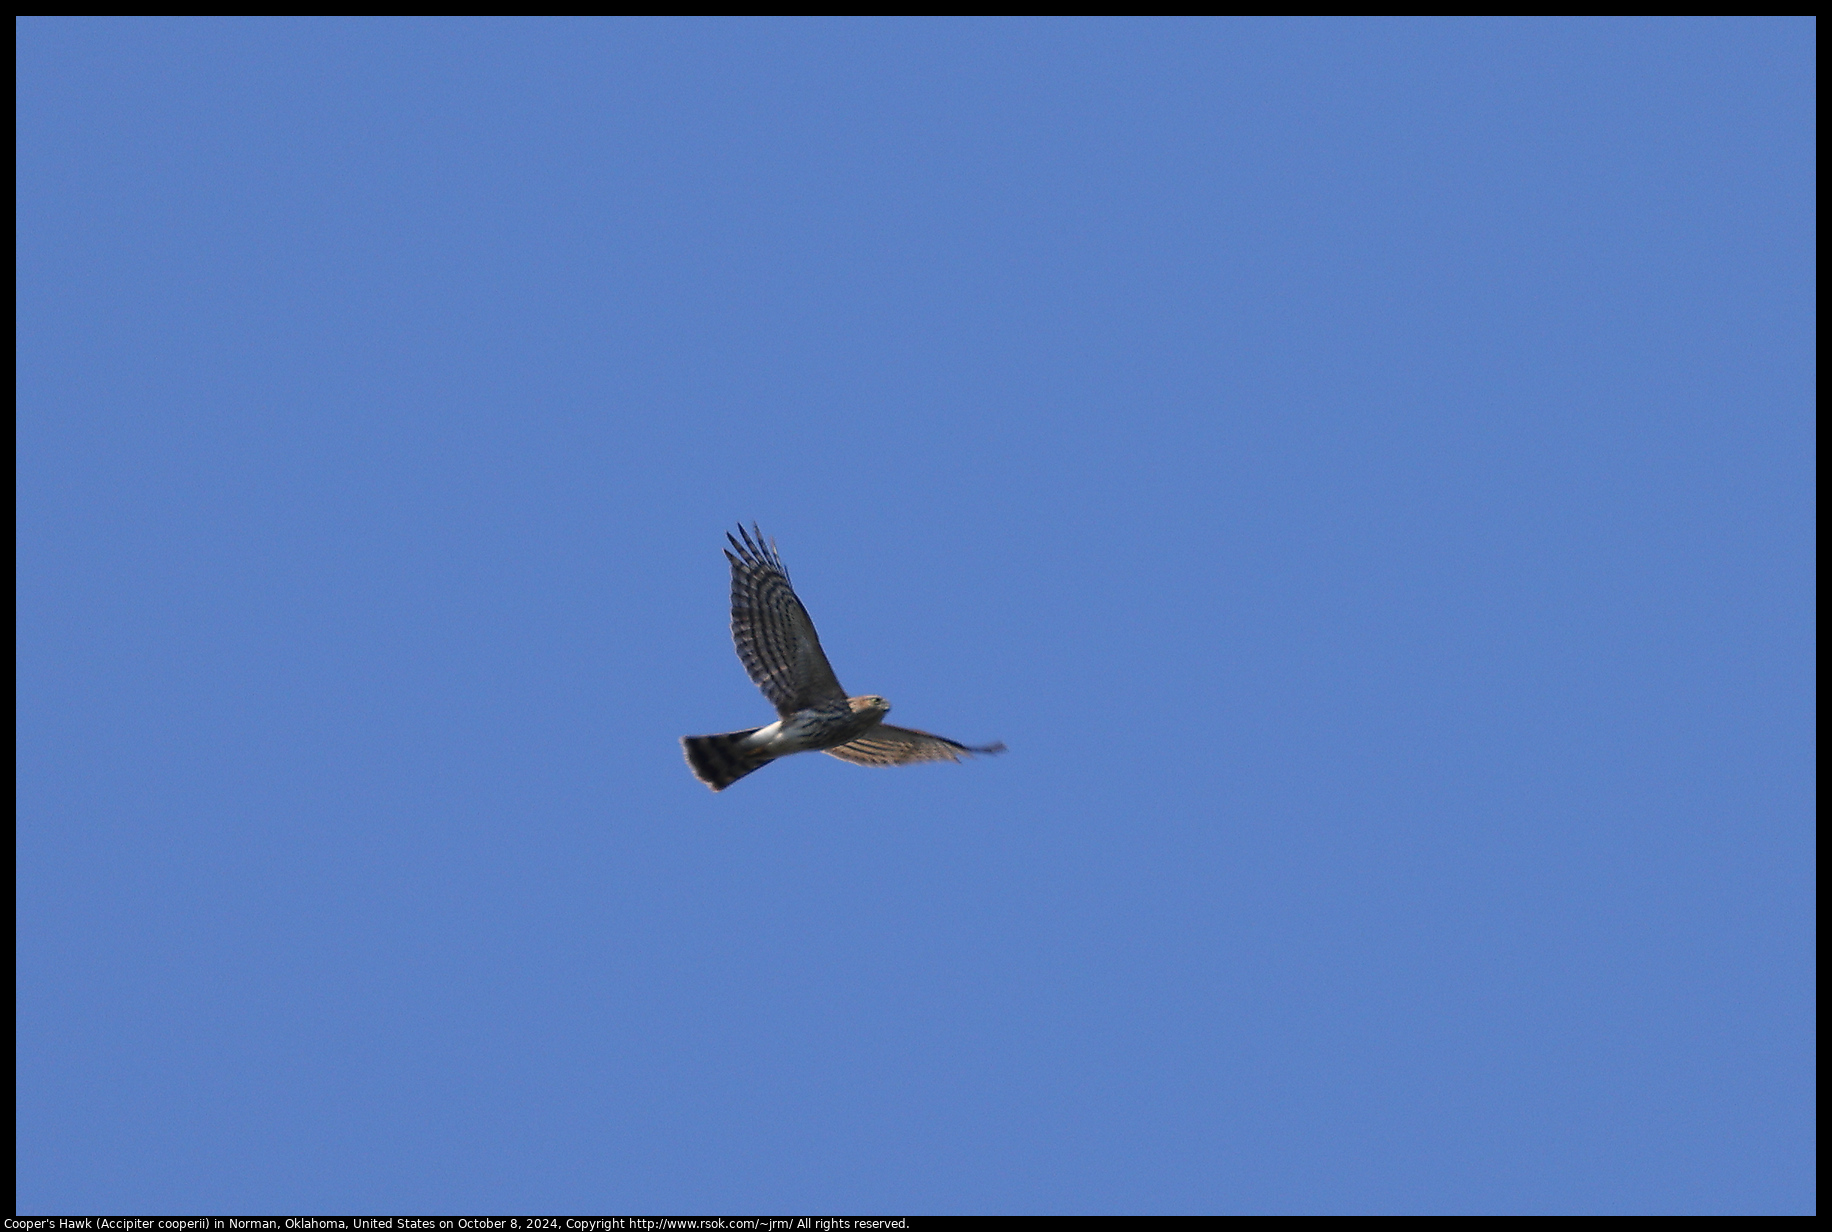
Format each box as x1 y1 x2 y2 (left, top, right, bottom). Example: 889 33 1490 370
740 718 808 757
742 710 865 757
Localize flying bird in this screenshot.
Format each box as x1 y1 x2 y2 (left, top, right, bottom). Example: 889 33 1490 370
682 525 1005 791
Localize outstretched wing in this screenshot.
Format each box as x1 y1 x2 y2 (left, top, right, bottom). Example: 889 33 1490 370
826 724 1007 767
726 524 847 715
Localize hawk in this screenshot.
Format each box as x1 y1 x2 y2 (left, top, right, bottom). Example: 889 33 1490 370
682 525 1005 791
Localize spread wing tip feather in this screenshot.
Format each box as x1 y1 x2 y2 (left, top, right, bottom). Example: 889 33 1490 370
825 726 1007 767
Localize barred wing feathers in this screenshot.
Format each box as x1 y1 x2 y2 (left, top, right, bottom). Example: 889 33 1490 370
725 524 847 716
826 725 1007 767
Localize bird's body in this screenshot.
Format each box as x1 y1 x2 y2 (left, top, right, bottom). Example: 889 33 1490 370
682 526 1003 791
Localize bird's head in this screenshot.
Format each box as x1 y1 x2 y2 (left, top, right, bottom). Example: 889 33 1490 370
850 695 891 717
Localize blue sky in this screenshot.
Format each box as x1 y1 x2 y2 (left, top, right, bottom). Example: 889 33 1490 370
16 17 1814 1215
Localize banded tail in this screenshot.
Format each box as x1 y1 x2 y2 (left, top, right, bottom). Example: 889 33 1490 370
681 728 774 791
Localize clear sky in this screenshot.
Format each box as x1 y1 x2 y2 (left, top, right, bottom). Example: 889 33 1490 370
16 17 1814 1216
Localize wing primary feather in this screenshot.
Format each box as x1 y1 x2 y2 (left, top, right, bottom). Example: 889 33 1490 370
825 725 1007 766
724 523 845 714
